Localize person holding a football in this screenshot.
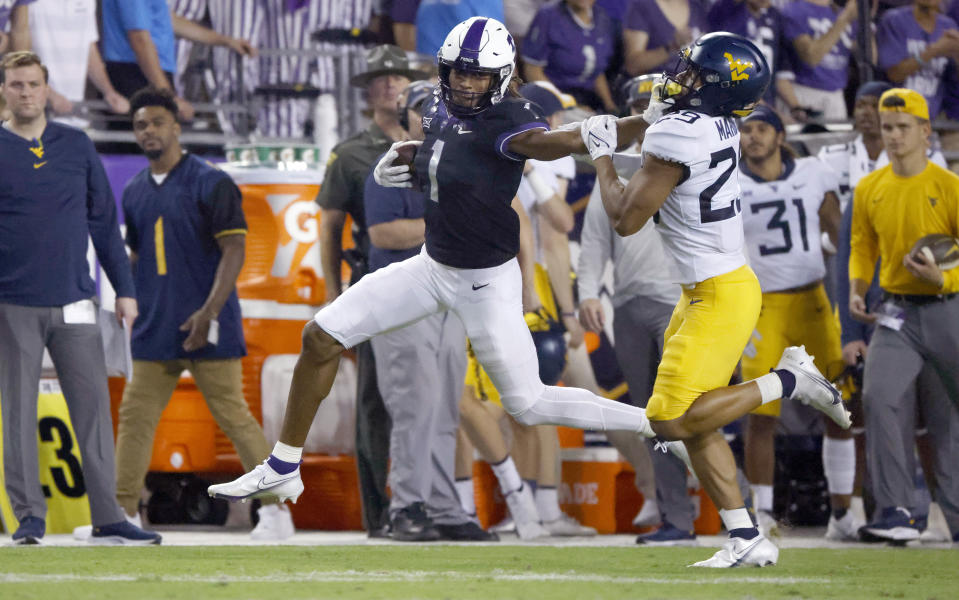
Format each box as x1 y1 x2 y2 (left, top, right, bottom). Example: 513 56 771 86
849 87 959 544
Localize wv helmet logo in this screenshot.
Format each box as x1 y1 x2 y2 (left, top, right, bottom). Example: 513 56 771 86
725 52 754 81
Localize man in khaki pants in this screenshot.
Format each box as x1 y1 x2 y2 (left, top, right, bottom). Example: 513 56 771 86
114 86 292 540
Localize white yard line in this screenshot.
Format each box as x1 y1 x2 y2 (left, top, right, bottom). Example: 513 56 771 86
0 570 832 586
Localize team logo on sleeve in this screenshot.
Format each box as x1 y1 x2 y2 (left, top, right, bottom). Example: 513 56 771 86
725 52 754 81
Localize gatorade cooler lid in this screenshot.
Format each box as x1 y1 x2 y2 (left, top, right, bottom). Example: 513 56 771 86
221 163 326 185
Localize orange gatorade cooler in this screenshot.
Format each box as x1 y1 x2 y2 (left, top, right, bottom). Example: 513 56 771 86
223 163 328 305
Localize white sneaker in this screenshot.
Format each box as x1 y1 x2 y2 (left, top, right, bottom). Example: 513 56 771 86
920 502 952 543
542 513 597 537
825 510 863 541
504 484 548 540
251 503 296 541
489 515 516 534
775 346 851 429
756 510 781 539
208 460 304 504
633 498 661 528
690 534 779 568
73 511 142 542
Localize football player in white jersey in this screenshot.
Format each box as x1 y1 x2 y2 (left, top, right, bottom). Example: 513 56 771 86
736 106 858 540
583 32 852 567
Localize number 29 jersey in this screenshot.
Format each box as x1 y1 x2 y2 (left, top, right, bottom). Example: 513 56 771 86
740 155 838 292
642 110 747 285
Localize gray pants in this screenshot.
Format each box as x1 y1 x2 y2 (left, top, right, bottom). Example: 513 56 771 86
354 340 391 532
0 302 123 526
370 311 469 525
863 296 959 534
613 295 696 531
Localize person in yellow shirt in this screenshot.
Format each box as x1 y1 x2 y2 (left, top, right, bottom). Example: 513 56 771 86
849 87 959 544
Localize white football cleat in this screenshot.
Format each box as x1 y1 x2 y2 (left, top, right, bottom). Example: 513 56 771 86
504 484 548 540
825 510 864 542
542 513 597 537
690 534 779 568
208 460 304 504
251 503 296 541
775 346 851 429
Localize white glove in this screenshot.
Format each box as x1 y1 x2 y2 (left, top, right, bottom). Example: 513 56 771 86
580 114 617 162
642 76 671 125
373 141 420 188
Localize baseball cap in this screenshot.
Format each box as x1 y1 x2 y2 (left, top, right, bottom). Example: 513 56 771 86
855 80 893 101
518 81 576 117
879 88 930 121
741 104 784 132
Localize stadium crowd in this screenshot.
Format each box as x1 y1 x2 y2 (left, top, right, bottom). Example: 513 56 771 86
0 0 957 555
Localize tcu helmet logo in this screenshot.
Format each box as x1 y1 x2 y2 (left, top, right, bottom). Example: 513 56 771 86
725 52 754 81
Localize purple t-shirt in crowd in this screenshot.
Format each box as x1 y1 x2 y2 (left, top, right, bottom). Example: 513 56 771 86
877 6 957 119
708 0 792 104
623 0 709 75
597 0 630 22
782 0 855 91
391 0 419 24
523 2 615 92
0 0 34 29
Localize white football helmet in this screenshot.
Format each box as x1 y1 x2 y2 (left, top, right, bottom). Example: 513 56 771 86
437 17 515 117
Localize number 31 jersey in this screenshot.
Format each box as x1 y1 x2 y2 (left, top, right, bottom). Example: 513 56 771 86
642 111 746 285
740 155 839 292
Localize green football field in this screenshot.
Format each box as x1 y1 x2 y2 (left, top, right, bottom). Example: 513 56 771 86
0 545 955 600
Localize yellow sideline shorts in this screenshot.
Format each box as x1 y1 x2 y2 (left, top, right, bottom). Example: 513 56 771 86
464 264 558 406
743 283 844 416
646 264 762 421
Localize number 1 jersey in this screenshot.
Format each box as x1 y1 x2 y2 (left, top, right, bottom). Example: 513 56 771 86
642 111 746 285
740 155 839 292
413 93 548 269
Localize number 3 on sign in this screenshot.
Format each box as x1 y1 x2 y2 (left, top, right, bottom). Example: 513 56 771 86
36 381 91 531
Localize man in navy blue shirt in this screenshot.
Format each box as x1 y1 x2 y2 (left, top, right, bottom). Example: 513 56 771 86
113 87 292 541
0 51 158 545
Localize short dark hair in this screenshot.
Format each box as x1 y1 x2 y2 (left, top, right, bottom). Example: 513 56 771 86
130 86 179 119
0 51 49 83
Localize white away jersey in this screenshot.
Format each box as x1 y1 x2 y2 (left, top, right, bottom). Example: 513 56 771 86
817 135 947 211
740 156 838 292
642 110 746 284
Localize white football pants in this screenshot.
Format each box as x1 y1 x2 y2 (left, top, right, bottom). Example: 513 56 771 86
315 248 650 434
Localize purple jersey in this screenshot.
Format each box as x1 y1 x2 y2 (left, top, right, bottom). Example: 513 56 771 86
623 0 708 75
877 6 957 119
0 0 34 29
522 2 615 93
782 0 855 91
708 0 792 104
